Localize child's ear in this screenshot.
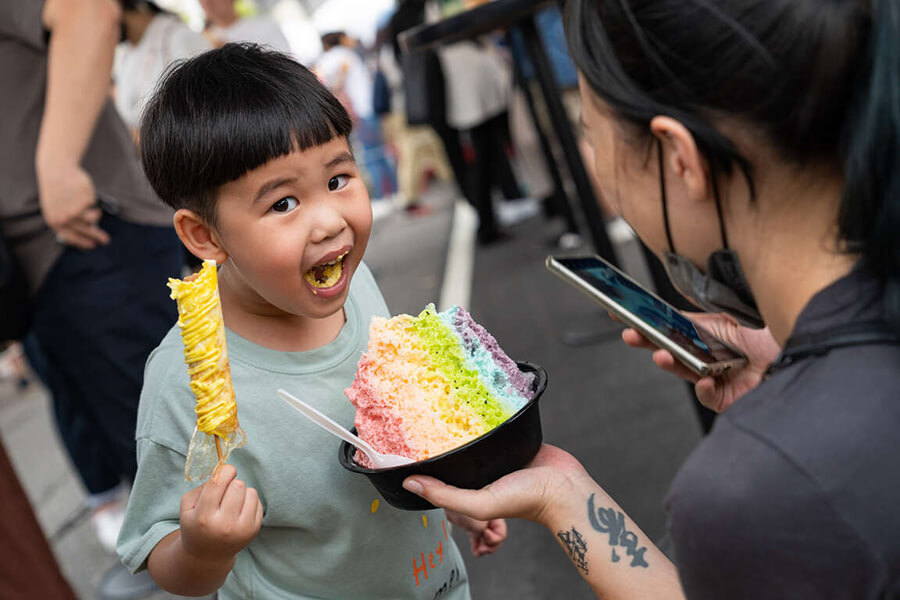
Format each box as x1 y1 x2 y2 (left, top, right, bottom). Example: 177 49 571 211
173 209 228 264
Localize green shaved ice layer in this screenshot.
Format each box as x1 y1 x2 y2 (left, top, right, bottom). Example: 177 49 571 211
412 305 511 429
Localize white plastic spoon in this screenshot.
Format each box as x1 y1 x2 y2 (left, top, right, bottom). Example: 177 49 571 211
276 389 414 469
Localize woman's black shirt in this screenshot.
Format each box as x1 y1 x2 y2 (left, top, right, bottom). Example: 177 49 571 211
666 266 900 599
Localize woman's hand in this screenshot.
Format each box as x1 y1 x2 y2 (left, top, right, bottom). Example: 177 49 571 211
621 312 780 412
445 510 507 557
404 445 589 527
407 446 686 600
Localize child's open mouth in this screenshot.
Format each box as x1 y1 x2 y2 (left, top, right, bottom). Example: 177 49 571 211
304 251 349 290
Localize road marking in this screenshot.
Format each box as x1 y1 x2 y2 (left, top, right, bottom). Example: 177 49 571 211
438 200 477 311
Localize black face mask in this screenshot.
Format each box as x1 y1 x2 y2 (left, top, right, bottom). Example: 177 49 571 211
656 140 765 328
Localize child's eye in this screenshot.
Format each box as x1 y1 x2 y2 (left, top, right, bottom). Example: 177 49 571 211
328 175 349 192
271 196 299 213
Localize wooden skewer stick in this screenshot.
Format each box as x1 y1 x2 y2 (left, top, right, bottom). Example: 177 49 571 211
215 435 223 462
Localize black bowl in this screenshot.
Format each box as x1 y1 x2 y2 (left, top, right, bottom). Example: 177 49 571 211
338 361 547 510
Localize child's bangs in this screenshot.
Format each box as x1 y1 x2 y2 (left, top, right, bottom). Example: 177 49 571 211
205 92 353 189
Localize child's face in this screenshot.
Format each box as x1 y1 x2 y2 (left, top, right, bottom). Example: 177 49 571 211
212 136 372 320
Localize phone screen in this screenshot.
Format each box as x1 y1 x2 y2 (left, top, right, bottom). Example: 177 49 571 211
555 257 743 364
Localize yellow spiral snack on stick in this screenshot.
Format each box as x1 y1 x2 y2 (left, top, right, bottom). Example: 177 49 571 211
168 259 246 481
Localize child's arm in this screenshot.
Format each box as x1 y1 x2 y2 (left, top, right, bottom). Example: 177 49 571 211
445 510 508 557
146 464 263 596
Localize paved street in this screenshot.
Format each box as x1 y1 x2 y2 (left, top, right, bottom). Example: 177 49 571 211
1 184 703 599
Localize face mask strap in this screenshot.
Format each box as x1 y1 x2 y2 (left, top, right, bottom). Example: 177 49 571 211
660 138 732 253
711 176 730 249
658 139 677 253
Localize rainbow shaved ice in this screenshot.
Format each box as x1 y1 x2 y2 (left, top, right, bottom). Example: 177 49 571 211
346 305 534 467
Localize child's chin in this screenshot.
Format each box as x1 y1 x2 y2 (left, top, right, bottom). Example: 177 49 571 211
303 288 349 314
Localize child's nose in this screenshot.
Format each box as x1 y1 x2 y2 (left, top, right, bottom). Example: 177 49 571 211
308 205 347 244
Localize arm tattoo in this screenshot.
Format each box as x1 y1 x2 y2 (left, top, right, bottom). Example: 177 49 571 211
557 527 589 574
587 494 649 568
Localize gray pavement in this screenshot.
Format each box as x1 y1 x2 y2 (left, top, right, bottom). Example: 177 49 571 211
0 183 703 599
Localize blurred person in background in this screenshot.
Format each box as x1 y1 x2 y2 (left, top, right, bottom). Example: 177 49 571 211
390 0 472 211
374 19 452 211
200 0 291 53
439 37 525 244
389 0 527 244
402 0 900 598
318 30 399 202
115 0 210 141
0 0 182 595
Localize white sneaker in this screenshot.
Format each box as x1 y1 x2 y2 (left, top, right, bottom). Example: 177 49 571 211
0 343 28 383
557 231 583 250
498 197 541 226
91 501 126 554
98 563 159 600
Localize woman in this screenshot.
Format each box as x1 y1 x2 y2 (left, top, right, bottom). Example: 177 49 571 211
402 0 900 597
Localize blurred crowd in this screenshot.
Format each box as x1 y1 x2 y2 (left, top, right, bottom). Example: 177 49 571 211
108 0 626 246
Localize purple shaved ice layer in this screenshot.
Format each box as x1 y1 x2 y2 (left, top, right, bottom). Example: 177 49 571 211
452 307 535 399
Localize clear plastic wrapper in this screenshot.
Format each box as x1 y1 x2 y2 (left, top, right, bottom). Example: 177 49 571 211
184 425 246 482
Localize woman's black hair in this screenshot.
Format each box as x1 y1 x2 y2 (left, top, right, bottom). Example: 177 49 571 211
565 0 900 332
140 43 353 225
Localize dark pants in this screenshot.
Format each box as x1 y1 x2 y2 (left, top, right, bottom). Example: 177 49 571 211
433 112 522 240
28 214 181 494
432 119 474 204
468 111 521 240
477 110 521 202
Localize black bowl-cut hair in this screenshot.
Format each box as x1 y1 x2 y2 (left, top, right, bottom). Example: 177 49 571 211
140 43 353 225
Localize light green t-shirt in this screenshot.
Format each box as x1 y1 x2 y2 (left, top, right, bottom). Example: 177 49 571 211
118 263 470 600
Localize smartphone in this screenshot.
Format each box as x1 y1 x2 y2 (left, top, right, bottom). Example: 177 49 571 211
546 254 747 376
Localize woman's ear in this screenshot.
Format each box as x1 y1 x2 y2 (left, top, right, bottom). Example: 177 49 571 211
649 116 710 205
173 209 228 264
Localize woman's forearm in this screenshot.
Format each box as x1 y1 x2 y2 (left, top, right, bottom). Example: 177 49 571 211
541 480 685 600
403 445 686 598
146 530 236 596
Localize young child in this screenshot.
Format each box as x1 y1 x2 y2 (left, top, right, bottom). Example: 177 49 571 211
116 44 504 599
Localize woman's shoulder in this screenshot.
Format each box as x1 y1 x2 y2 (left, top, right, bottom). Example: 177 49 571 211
725 344 900 467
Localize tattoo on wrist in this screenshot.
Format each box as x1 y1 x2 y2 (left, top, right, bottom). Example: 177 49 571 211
587 494 649 568
557 527 589 574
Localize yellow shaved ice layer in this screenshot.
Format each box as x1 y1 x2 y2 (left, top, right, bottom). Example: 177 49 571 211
411 306 511 430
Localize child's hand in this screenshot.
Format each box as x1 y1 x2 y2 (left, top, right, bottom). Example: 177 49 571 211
445 510 507 557
178 464 263 562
